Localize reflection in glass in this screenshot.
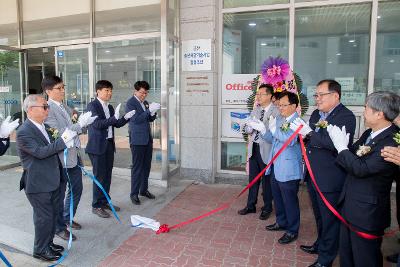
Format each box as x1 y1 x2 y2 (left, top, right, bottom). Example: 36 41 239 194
27 48 56 94
294 4 371 106
221 142 247 171
374 1 400 95
0 0 18 47
223 10 289 74
224 0 288 8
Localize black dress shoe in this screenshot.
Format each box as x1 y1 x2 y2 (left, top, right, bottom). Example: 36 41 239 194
266 223 285 231
49 242 64 253
131 195 141 205
55 229 76 241
92 207 110 218
300 244 318 254
278 232 297 244
140 190 155 199
308 261 328 267
33 246 62 261
102 203 121 212
386 253 399 263
238 207 256 215
259 210 272 220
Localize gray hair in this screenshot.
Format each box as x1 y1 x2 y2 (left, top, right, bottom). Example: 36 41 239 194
23 94 45 112
366 91 400 121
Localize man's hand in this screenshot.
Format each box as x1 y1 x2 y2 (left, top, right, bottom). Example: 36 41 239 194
268 116 277 135
381 146 400 166
61 129 77 148
78 111 97 128
248 119 266 135
290 118 312 136
0 116 19 138
149 102 161 114
124 110 136 120
114 103 121 119
327 125 349 153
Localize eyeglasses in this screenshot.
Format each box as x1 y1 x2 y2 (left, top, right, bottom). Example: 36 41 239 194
31 104 50 110
278 103 293 108
313 92 333 98
53 85 65 91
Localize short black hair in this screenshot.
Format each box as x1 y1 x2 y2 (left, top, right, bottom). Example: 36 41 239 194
317 79 341 99
134 81 150 91
96 80 113 91
273 91 282 100
42 75 63 91
279 91 299 107
258 84 274 95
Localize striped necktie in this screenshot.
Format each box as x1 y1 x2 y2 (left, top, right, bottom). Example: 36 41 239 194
254 109 265 142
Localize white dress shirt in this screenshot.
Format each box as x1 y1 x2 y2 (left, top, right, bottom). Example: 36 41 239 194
29 119 50 143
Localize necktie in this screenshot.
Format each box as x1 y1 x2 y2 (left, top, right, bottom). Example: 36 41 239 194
365 133 373 145
254 109 265 142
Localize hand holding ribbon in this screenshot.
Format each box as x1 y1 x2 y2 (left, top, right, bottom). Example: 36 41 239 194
290 117 312 136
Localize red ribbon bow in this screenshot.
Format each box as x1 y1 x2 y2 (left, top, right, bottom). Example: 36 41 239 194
156 224 170 234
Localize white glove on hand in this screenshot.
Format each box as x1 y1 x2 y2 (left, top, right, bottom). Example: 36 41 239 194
327 125 349 153
290 117 312 136
268 116 277 135
248 119 266 135
0 116 19 138
124 109 136 120
114 103 121 119
148 102 161 114
78 111 97 128
61 129 77 148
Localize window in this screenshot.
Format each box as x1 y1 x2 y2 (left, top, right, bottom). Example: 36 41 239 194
224 0 288 8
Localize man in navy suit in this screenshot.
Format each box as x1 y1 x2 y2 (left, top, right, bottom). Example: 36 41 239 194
291 80 356 267
125 81 160 205
86 80 135 218
327 91 400 267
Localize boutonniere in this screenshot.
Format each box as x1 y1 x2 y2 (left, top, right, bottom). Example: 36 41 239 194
48 127 59 139
356 145 372 157
315 120 328 129
280 122 290 132
144 102 149 109
394 132 400 145
71 113 78 124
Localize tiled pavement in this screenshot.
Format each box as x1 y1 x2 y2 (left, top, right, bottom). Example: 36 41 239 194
99 183 399 267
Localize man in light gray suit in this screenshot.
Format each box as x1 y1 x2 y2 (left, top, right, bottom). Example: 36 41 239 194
238 84 279 220
17 94 76 261
43 76 96 241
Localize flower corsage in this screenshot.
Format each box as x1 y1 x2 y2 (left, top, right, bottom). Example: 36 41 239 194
280 122 290 132
394 131 400 145
315 120 328 129
356 145 371 157
48 127 59 139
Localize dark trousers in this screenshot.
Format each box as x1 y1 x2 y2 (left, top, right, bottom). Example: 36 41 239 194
26 189 60 254
247 143 273 212
89 140 114 208
305 172 322 249
271 166 300 235
340 223 383 267
130 142 153 196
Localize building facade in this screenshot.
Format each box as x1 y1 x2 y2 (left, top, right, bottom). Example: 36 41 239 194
0 0 399 184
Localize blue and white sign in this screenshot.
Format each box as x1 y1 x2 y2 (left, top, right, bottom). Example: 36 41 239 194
182 39 212 71
57 51 64 58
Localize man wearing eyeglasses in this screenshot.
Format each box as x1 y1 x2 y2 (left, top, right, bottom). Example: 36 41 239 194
43 76 97 241
290 80 356 267
238 84 279 220
16 94 77 261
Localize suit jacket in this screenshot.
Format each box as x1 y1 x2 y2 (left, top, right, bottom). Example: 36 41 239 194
336 124 399 233
125 96 157 146
45 100 83 168
262 112 303 182
307 103 356 192
0 138 10 156
16 119 66 193
246 104 280 164
85 98 128 155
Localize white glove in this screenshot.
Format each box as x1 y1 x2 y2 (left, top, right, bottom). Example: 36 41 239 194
61 129 77 148
327 125 349 153
0 116 19 138
290 117 312 136
248 119 266 135
268 116 277 135
148 102 161 114
114 103 121 119
78 111 97 128
124 109 136 120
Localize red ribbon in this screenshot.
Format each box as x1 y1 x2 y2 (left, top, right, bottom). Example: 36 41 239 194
299 136 397 239
156 126 303 234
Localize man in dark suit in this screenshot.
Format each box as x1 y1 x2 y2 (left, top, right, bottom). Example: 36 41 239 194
125 80 160 205
327 91 400 267
16 94 77 261
291 80 356 267
86 80 135 218
0 115 19 155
